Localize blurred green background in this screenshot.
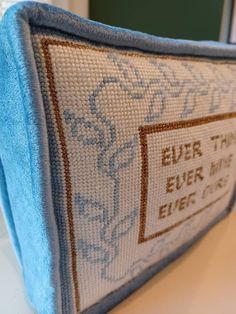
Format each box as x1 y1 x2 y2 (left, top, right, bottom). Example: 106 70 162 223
90 0 224 41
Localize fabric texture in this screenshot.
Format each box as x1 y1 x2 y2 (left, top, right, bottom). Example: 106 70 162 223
0 2 236 314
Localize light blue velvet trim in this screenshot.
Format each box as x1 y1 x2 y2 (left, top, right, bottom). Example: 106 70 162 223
0 2 236 314
4 1 236 59
0 4 62 314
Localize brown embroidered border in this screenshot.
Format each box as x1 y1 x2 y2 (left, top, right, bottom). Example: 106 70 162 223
38 35 236 311
138 112 236 244
41 39 80 313
38 37 236 65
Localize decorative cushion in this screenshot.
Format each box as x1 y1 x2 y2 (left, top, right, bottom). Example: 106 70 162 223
0 2 236 313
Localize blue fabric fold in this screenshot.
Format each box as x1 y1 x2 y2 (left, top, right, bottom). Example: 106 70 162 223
0 2 235 313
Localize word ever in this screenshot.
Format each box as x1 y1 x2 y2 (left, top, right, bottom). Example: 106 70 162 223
162 140 202 166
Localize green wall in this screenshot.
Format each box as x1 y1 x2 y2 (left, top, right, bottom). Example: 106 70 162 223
90 0 224 41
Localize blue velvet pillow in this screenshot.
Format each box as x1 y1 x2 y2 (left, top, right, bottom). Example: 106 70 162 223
0 2 235 313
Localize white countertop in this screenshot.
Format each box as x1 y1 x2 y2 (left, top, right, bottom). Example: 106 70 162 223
0 210 34 314
0 208 236 314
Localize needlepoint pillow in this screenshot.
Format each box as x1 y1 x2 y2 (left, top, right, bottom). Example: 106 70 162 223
0 2 235 313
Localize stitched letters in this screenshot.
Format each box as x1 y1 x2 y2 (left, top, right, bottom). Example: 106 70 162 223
139 113 236 243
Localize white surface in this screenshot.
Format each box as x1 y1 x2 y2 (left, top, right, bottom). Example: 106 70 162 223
0 210 34 314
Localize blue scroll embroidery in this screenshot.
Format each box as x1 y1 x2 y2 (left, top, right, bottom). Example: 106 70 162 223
64 52 235 283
